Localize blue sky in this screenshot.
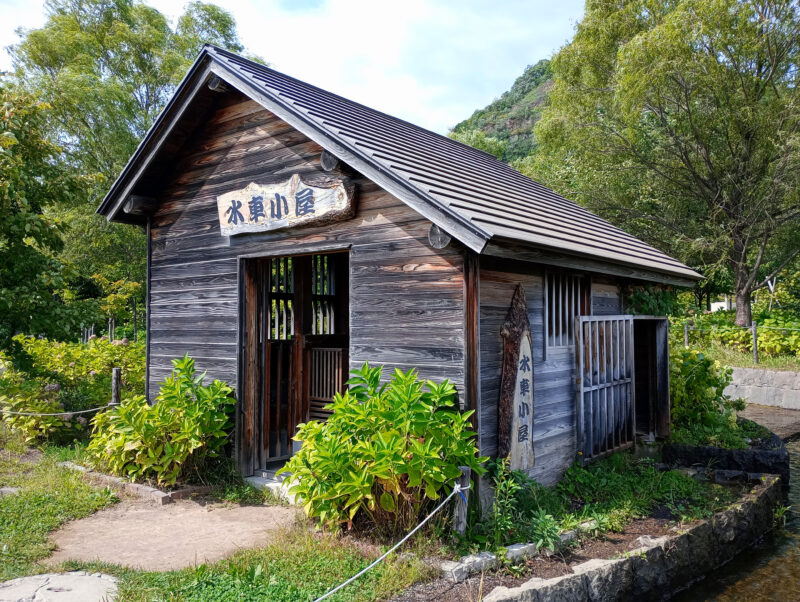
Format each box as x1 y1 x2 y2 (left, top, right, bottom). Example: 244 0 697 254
0 0 584 133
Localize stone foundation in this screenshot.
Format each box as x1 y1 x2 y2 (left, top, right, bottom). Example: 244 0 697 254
662 431 789 485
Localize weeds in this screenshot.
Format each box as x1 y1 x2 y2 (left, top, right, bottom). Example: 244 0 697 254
466 452 739 555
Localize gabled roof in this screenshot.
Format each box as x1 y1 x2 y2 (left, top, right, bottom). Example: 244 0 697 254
98 45 701 284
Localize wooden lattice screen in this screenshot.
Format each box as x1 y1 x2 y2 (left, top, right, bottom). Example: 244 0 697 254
575 315 635 461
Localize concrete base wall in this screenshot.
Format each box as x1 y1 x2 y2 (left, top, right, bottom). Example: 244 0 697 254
725 367 800 410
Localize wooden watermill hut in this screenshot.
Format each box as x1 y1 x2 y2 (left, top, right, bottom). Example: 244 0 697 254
97 46 701 485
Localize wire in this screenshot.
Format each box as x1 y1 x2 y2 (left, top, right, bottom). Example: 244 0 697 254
0 403 118 417
314 481 470 602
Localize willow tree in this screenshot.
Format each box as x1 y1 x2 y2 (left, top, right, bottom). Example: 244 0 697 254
533 0 800 325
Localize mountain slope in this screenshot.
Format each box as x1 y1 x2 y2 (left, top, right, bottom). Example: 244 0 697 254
452 59 552 161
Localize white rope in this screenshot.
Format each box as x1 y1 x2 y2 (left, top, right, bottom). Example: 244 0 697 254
0 403 118 417
314 481 470 602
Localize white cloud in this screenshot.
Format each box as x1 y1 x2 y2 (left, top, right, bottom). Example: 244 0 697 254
0 0 583 132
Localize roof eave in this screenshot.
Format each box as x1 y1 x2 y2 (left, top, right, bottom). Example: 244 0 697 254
483 237 703 288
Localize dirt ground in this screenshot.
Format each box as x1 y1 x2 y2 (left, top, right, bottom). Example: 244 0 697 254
45 494 297 571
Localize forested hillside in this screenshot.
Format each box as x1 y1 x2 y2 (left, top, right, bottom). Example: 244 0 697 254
450 59 552 161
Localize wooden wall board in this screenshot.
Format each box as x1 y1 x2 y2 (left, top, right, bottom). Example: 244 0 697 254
592 281 622 316
478 263 577 486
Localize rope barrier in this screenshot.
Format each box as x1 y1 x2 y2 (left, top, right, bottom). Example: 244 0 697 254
314 481 470 602
0 403 119 417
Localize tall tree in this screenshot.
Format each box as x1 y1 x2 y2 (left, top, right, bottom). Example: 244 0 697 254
9 0 248 296
0 83 88 347
532 0 800 325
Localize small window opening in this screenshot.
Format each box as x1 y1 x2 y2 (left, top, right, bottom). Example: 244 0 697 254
546 272 588 347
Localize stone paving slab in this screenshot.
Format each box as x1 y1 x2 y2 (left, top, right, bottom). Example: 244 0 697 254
0 572 117 602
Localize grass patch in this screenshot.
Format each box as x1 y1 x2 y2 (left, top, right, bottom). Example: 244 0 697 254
0 443 117 580
671 415 773 449
65 525 432 601
703 341 800 372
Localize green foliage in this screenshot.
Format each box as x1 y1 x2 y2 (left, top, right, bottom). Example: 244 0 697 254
526 509 560 553
447 129 507 159
467 452 737 553
279 363 486 533
488 457 521 548
0 450 117 580
0 335 145 443
93 274 143 324
8 0 256 327
0 83 91 348
669 346 757 448
0 380 84 444
10 334 145 401
622 284 679 316
676 310 800 358
532 0 800 324
86 355 235 486
452 59 552 161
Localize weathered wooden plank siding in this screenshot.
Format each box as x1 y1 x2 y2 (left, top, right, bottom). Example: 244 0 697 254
591 280 622 315
478 265 576 486
147 93 465 398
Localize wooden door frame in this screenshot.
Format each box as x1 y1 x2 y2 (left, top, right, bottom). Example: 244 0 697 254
236 245 351 476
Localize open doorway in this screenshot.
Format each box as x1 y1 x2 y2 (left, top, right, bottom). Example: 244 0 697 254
633 317 670 441
239 252 349 476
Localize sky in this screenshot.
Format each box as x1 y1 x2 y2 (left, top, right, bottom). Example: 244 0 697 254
0 0 584 133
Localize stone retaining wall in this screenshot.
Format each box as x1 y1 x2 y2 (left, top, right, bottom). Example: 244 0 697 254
485 475 782 602
725 367 800 410
662 432 789 485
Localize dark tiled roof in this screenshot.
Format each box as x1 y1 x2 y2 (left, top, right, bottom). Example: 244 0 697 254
99 46 701 282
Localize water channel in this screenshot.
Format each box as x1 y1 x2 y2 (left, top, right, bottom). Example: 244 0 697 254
676 438 800 601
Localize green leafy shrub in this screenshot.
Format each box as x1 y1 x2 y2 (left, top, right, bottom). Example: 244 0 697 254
10 334 145 407
0 369 85 444
0 335 145 443
669 347 752 448
86 355 235 486
675 309 800 358
278 363 486 533
0 383 81 443
622 284 678 315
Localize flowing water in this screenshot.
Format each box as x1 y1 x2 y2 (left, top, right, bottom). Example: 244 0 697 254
676 438 800 601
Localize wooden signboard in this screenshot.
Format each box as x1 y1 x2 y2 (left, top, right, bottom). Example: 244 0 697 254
498 284 535 471
216 173 355 236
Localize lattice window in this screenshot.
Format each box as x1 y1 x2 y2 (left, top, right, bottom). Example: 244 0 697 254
267 256 294 340
545 272 588 348
311 254 336 335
